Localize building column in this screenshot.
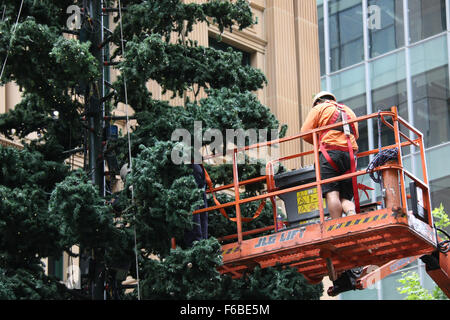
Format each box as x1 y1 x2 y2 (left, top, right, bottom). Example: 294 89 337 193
0 85 5 114
293 0 321 166
265 0 301 170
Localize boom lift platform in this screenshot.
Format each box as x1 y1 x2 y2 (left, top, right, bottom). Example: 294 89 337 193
193 107 450 296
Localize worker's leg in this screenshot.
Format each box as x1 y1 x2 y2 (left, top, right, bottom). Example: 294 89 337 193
326 191 343 219
340 177 356 216
320 152 341 219
341 198 356 216
320 150 356 219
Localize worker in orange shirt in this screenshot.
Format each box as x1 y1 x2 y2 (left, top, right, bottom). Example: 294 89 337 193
301 91 359 219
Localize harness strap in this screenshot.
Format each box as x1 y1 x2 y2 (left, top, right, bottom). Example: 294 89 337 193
201 165 266 223
346 126 360 213
357 183 374 201
318 102 361 213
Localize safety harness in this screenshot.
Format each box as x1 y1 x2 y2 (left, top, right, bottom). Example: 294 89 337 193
318 101 372 213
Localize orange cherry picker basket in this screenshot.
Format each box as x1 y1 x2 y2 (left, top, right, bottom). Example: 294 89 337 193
192 106 449 295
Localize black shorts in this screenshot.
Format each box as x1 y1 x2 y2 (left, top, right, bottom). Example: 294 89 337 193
319 150 354 200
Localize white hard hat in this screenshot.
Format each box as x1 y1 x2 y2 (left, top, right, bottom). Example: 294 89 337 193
312 91 336 107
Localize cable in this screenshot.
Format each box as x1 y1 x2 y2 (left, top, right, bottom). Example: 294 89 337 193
375 110 385 208
117 0 140 301
366 147 398 184
1 6 6 22
436 227 450 253
0 0 24 81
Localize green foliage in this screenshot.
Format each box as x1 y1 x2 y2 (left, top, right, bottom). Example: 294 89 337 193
207 192 275 241
126 143 204 257
116 34 266 101
138 238 323 300
0 144 77 297
193 88 282 138
0 0 75 30
0 93 53 140
49 37 101 86
0 267 16 299
0 266 71 300
0 185 61 268
0 17 95 160
1 18 98 92
432 203 450 229
0 0 323 300
49 170 117 251
233 265 324 300
113 0 254 44
397 271 434 300
140 238 223 300
0 146 68 268
0 145 68 191
396 205 449 300
115 88 284 165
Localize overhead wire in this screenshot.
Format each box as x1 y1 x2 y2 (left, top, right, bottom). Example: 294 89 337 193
117 0 140 300
1 5 6 22
0 0 24 81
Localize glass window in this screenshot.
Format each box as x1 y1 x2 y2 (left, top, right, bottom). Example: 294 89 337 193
372 79 408 149
383 261 419 300
331 64 366 101
368 0 404 58
340 282 379 299
330 65 368 168
412 65 450 148
47 254 64 280
408 0 446 43
409 35 449 148
410 35 448 78
409 140 450 183
370 50 408 152
318 2 326 76
329 0 364 72
321 77 327 92
208 37 251 66
430 175 450 233
342 93 369 169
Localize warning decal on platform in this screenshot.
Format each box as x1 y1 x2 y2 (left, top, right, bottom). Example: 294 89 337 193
327 213 390 231
296 188 326 214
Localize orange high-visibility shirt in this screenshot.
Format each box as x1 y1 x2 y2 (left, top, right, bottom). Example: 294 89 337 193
301 101 359 151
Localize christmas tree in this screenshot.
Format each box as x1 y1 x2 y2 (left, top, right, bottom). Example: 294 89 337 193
0 0 323 300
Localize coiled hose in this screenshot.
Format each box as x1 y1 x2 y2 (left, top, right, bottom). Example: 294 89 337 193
366 147 399 183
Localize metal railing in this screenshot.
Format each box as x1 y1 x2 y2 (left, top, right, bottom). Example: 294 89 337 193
193 106 432 244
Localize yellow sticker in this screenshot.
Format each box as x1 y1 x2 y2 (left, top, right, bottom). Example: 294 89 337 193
296 188 326 215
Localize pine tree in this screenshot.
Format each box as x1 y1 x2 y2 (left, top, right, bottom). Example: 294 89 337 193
0 0 323 299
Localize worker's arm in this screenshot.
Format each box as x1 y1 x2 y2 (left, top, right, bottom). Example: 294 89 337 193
300 108 319 145
354 122 359 140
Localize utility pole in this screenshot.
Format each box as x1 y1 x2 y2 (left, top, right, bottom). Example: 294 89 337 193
79 0 106 300
80 0 105 196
